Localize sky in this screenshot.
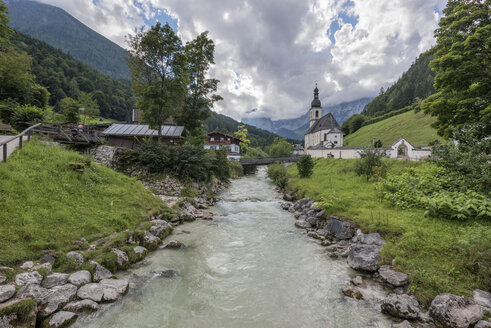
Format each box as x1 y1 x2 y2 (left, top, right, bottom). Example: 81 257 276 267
36 0 448 121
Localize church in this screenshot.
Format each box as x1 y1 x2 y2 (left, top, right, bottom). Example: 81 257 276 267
304 85 343 149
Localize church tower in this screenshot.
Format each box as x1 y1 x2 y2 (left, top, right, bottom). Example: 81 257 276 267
309 84 322 128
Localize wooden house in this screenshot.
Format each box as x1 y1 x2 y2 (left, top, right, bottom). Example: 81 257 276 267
204 131 241 158
102 123 185 149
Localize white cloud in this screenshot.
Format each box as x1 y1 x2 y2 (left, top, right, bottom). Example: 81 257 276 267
37 0 447 121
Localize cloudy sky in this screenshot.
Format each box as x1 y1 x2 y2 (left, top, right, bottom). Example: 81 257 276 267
36 0 448 121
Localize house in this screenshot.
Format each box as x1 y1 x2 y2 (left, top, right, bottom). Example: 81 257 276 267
293 144 305 155
204 131 241 159
102 123 185 149
304 85 344 149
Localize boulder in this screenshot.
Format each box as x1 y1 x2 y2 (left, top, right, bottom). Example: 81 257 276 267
162 240 185 249
342 285 363 300
280 202 291 210
33 263 52 274
392 321 413 328
474 289 491 313
40 254 56 264
42 273 69 289
77 279 128 303
16 284 48 304
0 275 6 284
39 284 77 317
381 294 420 319
111 249 129 269
378 265 409 287
99 279 129 295
154 270 179 278
283 193 293 201
429 293 483 328
294 220 311 229
67 271 91 287
141 231 161 250
327 217 356 240
0 285 15 303
0 298 37 328
149 220 173 239
63 299 101 313
90 262 113 282
66 252 84 266
76 283 104 303
15 271 43 286
42 311 77 328
347 244 382 272
133 246 148 260
20 261 34 270
351 276 364 286
358 233 385 246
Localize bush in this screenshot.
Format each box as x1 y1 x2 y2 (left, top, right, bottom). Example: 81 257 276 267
229 160 244 178
296 155 314 178
269 137 294 157
243 147 268 158
10 104 47 131
354 150 386 181
211 149 231 181
267 162 288 189
378 165 491 220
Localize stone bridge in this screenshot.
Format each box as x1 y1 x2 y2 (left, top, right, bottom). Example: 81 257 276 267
239 156 300 166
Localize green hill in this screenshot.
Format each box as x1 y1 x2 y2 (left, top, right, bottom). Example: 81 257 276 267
5 0 130 80
344 110 443 147
0 141 167 265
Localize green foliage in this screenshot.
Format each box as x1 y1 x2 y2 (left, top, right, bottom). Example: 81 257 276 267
234 124 251 154
354 150 387 181
128 140 230 182
101 252 118 273
344 110 443 147
296 154 314 178
243 147 268 158
127 23 187 140
267 162 288 189
77 92 100 122
286 158 491 305
432 129 491 193
422 0 491 138
58 97 79 123
0 0 12 44
269 137 293 157
9 31 134 120
176 31 222 134
362 53 435 117
374 139 383 148
342 114 366 135
0 140 166 265
10 104 47 131
378 165 490 221
0 299 36 323
229 160 243 179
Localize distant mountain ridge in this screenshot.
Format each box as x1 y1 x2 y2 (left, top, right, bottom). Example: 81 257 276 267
5 0 131 80
242 98 372 140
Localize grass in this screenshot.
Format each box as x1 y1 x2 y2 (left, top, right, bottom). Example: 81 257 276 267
344 110 444 147
0 140 168 266
286 158 491 306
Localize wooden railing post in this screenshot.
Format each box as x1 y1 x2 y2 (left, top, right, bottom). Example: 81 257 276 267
19 135 23 149
2 144 6 163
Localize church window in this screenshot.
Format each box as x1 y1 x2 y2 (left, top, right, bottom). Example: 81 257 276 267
324 133 327 141
316 111 319 118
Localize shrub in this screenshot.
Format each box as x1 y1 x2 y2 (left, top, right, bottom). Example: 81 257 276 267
229 160 244 178
269 137 293 157
267 162 288 189
10 104 46 131
354 150 386 181
211 149 231 181
296 155 314 178
243 147 268 158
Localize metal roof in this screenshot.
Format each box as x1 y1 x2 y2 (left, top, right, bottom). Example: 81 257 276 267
305 112 341 135
102 124 184 137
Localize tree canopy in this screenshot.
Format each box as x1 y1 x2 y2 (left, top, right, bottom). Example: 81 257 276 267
422 0 491 138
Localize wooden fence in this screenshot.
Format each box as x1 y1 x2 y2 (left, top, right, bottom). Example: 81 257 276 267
0 123 42 162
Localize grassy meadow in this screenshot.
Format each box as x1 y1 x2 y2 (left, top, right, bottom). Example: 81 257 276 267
344 110 444 147
0 140 168 266
286 158 491 305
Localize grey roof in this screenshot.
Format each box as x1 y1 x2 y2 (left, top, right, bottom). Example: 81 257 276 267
102 124 184 137
305 112 341 135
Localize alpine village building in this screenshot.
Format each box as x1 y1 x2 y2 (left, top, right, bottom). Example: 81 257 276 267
204 131 241 159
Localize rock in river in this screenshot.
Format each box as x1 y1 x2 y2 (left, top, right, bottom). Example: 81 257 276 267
378 265 409 287
381 294 420 320
63 299 101 313
326 217 356 240
42 311 77 328
68 271 91 287
42 273 69 289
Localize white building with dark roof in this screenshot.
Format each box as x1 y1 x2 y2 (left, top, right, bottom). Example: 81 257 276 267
304 85 343 149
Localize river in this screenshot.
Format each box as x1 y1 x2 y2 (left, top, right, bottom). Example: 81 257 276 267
73 167 392 328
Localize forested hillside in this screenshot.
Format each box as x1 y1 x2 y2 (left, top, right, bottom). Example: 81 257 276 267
362 53 435 117
205 112 298 149
5 0 130 80
11 31 134 121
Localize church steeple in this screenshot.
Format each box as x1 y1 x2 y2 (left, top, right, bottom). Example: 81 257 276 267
309 83 322 128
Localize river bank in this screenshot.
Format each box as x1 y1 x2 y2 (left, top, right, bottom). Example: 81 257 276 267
280 158 491 328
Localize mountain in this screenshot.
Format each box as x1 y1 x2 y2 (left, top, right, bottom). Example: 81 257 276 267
10 31 134 121
344 110 442 147
204 112 299 149
5 0 130 80
362 53 435 117
242 98 372 140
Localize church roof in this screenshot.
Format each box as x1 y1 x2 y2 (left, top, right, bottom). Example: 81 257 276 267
305 112 341 135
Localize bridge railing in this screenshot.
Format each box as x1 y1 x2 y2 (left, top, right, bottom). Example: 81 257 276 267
1 123 42 163
239 155 300 166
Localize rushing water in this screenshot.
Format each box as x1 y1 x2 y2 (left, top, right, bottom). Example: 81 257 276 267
73 167 391 328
